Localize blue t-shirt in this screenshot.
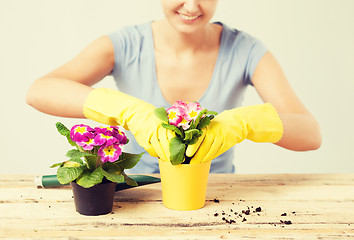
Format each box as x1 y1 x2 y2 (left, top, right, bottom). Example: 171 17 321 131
107 21 267 173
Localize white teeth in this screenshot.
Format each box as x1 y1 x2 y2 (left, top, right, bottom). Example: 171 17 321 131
179 13 199 21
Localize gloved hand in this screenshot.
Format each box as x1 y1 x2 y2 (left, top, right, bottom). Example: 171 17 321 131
187 103 284 163
83 88 176 161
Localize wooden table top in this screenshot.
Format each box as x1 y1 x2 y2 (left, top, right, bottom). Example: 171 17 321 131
0 174 353 239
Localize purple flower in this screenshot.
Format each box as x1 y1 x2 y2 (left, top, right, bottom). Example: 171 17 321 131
94 133 118 146
94 126 113 135
93 126 127 145
70 124 94 142
76 138 96 151
68 125 129 163
98 143 122 163
109 126 128 145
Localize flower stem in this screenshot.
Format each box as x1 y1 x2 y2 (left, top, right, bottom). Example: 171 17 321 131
94 146 102 169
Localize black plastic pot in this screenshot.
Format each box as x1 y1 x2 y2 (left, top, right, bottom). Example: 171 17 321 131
70 181 116 216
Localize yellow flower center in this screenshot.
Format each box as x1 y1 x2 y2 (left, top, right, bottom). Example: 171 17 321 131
103 146 115 156
76 126 87 134
180 118 188 125
102 134 112 140
169 111 177 120
189 111 198 118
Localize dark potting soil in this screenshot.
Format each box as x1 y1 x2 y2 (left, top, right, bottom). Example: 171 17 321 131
211 200 294 226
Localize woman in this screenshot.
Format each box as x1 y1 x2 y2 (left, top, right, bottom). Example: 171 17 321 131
26 0 321 173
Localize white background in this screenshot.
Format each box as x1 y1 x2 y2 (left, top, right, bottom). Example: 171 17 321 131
1 0 353 174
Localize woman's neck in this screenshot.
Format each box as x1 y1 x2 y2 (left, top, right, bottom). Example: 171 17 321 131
152 20 221 54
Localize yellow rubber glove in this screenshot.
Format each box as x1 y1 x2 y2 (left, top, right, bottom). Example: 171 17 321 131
188 103 283 163
83 88 174 161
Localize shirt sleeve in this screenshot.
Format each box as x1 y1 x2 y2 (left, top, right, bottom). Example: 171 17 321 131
106 25 142 77
235 31 268 86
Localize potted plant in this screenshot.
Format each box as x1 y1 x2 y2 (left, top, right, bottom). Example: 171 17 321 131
51 122 143 216
154 101 217 211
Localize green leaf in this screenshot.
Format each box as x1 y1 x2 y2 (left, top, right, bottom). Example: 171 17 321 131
198 117 211 130
189 119 196 129
208 115 215 121
56 122 76 147
116 152 144 169
63 160 82 168
102 168 124 183
57 166 85 184
122 172 138 186
193 109 208 128
84 155 97 171
69 158 85 165
56 122 70 136
183 129 200 142
154 107 169 123
66 135 77 147
66 149 95 159
206 111 218 116
76 167 104 188
169 137 186 165
162 122 183 137
103 162 124 175
188 132 203 145
50 162 64 168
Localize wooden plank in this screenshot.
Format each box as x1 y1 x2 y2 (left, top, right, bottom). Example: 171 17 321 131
0 174 353 239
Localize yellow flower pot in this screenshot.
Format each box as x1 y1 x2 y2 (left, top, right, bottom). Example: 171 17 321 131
158 159 212 211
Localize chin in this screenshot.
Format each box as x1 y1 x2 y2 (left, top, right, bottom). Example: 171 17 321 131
170 16 210 34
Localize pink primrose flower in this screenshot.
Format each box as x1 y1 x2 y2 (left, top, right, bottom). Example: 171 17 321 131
166 106 185 127
94 133 118 146
70 124 94 143
184 102 204 122
94 126 113 135
94 126 127 145
98 143 122 163
172 100 188 108
167 101 205 130
179 118 190 130
76 137 96 151
110 126 128 145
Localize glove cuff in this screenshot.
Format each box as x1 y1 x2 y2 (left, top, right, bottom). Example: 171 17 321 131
244 103 284 143
83 88 155 130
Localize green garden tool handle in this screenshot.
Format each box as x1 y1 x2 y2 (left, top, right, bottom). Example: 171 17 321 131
35 174 160 191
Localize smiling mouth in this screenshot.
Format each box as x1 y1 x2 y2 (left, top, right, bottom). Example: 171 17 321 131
177 12 201 21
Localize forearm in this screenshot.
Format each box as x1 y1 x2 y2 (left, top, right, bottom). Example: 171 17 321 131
26 77 93 118
276 113 322 151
